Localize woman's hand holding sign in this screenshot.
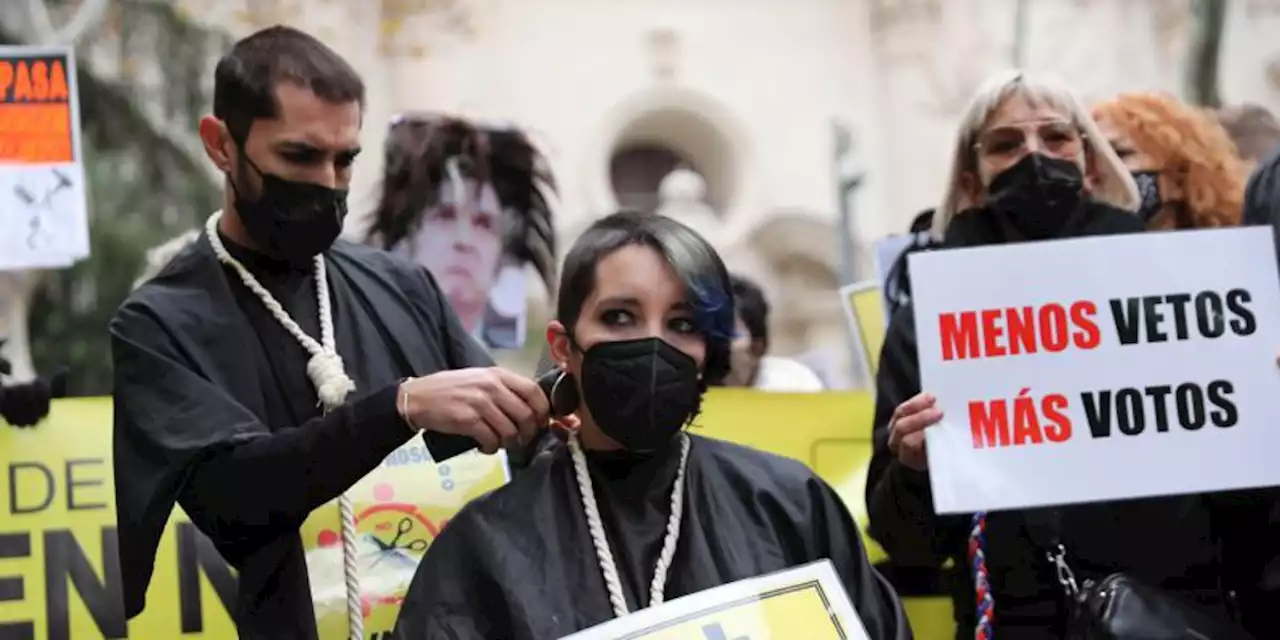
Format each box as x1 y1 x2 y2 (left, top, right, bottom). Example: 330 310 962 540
888 392 944 471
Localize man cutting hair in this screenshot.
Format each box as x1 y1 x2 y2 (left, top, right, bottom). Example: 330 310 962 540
110 26 548 639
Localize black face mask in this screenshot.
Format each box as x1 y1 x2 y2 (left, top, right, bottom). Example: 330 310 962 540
230 158 348 267
578 337 702 453
1132 170 1162 223
985 152 1086 240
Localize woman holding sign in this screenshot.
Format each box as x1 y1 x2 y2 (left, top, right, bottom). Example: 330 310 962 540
393 211 910 639
865 70 1272 639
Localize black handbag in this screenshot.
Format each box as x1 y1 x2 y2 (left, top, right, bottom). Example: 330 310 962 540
1022 509 1255 640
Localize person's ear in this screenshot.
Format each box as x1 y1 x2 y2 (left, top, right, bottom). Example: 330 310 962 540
198 115 233 173
546 320 572 368
748 339 768 359
960 170 985 208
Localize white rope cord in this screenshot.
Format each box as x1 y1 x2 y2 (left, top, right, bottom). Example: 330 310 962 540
205 211 364 640
568 432 690 618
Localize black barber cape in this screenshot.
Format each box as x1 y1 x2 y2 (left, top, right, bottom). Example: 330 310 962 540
111 231 489 639
393 434 911 640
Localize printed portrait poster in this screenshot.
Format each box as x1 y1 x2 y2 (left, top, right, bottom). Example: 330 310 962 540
560 560 870 640
381 116 556 352
0 46 90 271
909 227 1280 514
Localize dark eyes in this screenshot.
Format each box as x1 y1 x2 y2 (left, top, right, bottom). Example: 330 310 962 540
599 309 697 334
429 206 496 230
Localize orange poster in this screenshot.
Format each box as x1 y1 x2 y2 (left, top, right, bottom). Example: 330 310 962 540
0 51 75 164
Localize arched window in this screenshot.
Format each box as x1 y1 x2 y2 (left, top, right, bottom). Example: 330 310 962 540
608 144 689 214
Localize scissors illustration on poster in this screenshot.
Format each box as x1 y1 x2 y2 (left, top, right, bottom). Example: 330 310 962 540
12 167 73 251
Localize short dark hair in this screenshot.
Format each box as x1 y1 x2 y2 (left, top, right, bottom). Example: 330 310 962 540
213 25 365 144
730 273 769 351
367 114 557 291
557 211 735 386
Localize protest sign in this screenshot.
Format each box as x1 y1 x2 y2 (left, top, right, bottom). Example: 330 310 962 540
0 46 90 270
560 560 868 640
872 234 921 324
839 281 888 380
910 227 1280 514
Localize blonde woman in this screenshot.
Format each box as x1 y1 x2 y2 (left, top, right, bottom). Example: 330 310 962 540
864 70 1267 638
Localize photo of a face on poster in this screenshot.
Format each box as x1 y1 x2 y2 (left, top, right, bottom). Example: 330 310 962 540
366 114 556 350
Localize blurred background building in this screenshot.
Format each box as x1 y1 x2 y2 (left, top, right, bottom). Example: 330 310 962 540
3 0 1280 393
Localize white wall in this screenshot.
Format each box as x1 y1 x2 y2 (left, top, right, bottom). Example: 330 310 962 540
135 0 1280 369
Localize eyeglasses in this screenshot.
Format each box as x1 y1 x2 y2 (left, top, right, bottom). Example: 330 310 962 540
973 120 1084 158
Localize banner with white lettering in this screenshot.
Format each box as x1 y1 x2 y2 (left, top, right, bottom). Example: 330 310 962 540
910 227 1280 514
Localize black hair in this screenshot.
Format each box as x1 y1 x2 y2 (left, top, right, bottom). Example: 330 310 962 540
557 211 735 387
729 273 769 351
213 25 365 145
884 208 939 316
366 115 557 292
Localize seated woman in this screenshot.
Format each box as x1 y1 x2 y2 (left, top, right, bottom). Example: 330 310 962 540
865 69 1273 639
393 211 909 639
1092 91 1250 230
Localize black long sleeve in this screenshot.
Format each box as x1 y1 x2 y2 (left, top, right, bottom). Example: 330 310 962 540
177 383 410 552
111 303 465 615
864 305 967 568
809 475 914 640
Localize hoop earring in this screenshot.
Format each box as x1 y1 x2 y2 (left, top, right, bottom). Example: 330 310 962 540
546 369 581 418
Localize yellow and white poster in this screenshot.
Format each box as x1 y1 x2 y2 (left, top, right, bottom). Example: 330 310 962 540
303 444 509 638
560 560 868 640
838 281 888 380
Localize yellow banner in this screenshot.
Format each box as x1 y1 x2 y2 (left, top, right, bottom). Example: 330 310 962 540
0 390 954 639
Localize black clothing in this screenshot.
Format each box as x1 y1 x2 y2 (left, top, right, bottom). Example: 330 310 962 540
111 232 490 639
394 435 910 640
1242 145 1280 282
866 201 1280 638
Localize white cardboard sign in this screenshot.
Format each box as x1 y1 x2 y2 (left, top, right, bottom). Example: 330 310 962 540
909 227 1280 514
559 560 868 640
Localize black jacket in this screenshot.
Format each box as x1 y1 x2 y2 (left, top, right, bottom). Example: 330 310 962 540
865 201 1280 638
1242 146 1280 282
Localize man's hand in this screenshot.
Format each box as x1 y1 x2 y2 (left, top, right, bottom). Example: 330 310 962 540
399 368 550 455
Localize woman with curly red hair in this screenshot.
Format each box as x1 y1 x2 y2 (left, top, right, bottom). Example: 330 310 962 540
1093 91 1251 230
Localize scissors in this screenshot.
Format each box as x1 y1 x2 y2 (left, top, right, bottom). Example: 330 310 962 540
386 517 430 553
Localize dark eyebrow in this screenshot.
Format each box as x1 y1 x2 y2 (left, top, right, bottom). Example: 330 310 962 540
273 140 362 157
595 296 642 309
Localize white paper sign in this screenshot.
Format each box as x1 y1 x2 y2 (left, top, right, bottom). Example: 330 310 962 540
560 560 868 640
0 46 90 271
910 227 1280 514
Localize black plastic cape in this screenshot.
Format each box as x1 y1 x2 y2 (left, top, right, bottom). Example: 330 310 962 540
393 433 911 639
111 232 487 638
